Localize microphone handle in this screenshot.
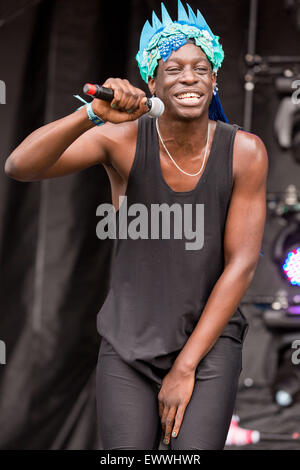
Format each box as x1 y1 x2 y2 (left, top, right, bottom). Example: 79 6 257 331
83 83 152 109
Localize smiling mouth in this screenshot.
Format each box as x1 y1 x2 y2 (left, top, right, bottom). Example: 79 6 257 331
174 93 204 106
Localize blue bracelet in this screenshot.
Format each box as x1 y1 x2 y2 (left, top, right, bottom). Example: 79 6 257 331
86 101 105 126
73 94 105 126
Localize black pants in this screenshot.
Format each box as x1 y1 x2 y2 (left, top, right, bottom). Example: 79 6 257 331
96 332 246 450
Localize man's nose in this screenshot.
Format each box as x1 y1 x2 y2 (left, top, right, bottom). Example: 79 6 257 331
179 68 199 84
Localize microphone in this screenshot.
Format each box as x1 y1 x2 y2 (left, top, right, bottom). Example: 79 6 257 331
83 83 164 118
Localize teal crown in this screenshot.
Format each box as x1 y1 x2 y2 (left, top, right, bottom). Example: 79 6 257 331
136 1 225 83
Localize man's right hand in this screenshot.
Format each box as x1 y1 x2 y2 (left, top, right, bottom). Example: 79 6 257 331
91 78 149 124
5 78 147 182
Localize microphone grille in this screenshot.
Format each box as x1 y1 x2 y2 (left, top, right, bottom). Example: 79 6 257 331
148 97 165 118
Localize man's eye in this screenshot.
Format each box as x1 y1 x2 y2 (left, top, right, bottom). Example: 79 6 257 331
166 67 208 73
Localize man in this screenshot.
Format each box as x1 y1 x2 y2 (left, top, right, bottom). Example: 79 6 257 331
5 1 268 450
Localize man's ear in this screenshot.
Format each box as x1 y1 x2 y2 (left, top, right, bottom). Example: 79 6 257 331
147 77 156 96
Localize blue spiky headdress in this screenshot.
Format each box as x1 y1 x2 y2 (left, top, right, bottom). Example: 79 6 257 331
136 1 228 123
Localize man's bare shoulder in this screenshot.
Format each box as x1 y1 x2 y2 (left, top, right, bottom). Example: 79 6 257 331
233 128 269 182
98 119 138 156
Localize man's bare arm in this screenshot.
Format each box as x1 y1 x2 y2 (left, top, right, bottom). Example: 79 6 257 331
171 130 269 373
4 106 109 181
4 78 147 182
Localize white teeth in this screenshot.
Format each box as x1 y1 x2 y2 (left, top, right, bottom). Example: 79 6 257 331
177 93 201 99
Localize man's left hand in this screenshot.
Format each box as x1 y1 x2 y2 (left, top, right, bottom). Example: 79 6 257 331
158 366 195 445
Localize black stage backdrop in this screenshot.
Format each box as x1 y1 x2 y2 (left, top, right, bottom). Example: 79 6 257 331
0 0 300 450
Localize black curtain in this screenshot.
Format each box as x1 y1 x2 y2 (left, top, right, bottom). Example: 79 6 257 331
1 0 299 450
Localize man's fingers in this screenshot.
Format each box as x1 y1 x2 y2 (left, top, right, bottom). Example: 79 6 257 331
163 406 177 445
160 405 170 436
158 400 164 420
108 79 143 112
171 403 187 439
97 78 147 122
111 85 125 110
126 97 149 120
141 96 148 107
125 84 142 112
102 80 122 109
123 88 146 114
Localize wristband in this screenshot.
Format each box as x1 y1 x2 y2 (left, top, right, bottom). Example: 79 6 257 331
73 94 105 126
86 101 105 126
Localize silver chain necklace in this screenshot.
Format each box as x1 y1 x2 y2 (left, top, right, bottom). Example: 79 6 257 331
155 118 211 177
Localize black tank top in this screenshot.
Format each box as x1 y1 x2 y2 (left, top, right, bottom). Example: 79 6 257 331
97 114 249 386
